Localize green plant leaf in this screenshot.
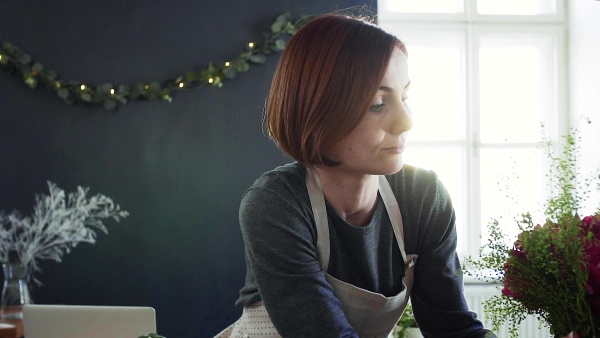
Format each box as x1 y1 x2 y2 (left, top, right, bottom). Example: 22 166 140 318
233 60 250 72
31 63 43 72
275 39 286 51
57 88 69 99
24 76 37 89
100 83 113 93
223 67 237 79
103 99 116 111
81 93 92 102
46 70 57 80
118 84 130 95
18 53 32 64
249 54 266 64
271 21 283 33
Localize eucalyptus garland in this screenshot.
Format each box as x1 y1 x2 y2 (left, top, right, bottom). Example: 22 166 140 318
0 12 309 111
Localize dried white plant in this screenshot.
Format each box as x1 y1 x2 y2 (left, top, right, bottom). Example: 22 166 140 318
0 181 128 285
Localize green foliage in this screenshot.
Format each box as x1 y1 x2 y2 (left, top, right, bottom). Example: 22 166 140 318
0 12 307 111
394 303 418 338
138 333 165 338
463 121 600 338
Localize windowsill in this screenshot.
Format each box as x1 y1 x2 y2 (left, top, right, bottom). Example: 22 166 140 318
462 268 502 285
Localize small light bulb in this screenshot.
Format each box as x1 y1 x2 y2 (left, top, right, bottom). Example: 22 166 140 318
56 82 61 88
80 85 86 90
225 61 230 67
144 84 149 90
0 55 3 60
178 82 184 88
110 89 115 95
208 78 214 84
248 42 254 48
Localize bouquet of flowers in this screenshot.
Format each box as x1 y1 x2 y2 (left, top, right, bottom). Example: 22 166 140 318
0 181 128 285
464 122 600 338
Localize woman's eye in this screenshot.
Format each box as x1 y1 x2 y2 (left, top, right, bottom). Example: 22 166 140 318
370 103 386 112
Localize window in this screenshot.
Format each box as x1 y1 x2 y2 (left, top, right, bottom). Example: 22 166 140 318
378 0 568 258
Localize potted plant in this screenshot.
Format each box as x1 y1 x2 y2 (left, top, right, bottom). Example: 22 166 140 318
0 181 128 319
393 303 423 338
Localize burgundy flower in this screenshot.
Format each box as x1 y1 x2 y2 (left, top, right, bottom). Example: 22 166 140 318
502 283 518 298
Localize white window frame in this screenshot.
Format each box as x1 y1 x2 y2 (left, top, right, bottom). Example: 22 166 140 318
377 0 569 259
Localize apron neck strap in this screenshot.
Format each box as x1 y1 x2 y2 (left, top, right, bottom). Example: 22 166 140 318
305 168 409 272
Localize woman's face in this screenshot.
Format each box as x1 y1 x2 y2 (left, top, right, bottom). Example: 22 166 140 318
325 48 413 176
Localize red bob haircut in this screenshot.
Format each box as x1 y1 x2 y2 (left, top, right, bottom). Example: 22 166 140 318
266 13 406 166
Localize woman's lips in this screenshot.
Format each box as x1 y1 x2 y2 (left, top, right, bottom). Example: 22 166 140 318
382 144 405 154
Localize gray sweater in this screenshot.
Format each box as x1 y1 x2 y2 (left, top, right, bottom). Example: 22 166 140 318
235 162 493 338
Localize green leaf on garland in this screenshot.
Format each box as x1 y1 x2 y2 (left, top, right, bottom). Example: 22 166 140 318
32 63 43 72
276 12 292 25
233 59 249 73
208 62 219 73
249 54 266 64
81 93 92 102
271 21 283 33
100 83 113 93
24 75 37 89
223 67 237 79
46 70 57 80
57 88 69 99
118 84 130 95
148 82 160 91
19 53 32 64
2 42 16 52
274 39 286 51
103 99 116 111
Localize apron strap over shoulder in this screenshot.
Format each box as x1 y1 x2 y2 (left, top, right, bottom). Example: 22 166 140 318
378 175 409 265
305 168 331 271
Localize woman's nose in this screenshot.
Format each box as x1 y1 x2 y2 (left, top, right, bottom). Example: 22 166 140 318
390 100 413 134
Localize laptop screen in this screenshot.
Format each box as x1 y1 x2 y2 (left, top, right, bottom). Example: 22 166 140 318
23 304 157 338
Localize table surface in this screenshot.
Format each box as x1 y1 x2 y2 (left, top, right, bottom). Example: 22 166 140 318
0 318 23 338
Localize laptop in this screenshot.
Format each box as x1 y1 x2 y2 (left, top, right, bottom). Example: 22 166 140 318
23 304 157 338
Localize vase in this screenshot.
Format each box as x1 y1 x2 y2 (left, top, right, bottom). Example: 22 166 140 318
1 261 32 320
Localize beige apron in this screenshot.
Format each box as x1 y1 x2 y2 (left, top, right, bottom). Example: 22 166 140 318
215 169 418 338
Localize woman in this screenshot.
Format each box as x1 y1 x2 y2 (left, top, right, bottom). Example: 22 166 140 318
216 13 494 338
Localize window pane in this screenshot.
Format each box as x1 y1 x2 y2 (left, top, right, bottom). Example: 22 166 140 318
382 0 463 13
378 28 466 141
479 147 546 244
477 0 557 15
478 32 556 143
407 47 465 141
403 146 467 254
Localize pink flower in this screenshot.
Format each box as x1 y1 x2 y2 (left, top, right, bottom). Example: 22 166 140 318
502 283 518 298
579 214 600 313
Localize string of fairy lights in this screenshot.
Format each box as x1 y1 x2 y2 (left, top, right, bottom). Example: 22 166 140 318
0 12 310 111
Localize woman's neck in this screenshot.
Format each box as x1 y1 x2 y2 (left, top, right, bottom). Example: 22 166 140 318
313 166 379 227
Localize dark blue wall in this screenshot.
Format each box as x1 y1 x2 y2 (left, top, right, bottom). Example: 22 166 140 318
0 1 374 337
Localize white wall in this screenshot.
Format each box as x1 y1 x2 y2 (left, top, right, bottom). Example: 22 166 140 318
569 0 600 213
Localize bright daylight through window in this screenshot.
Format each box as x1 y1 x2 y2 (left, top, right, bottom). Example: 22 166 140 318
377 0 567 258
